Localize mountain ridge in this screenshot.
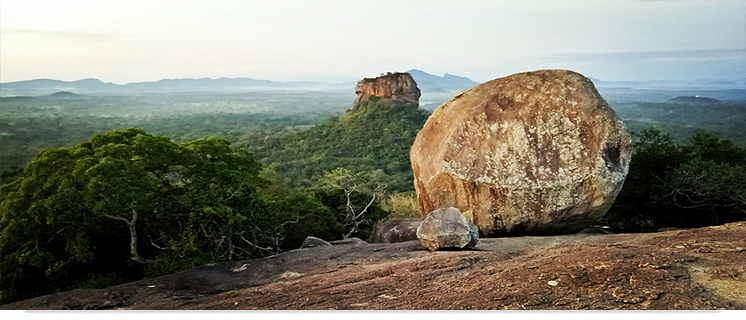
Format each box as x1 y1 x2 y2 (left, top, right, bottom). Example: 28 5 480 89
0 77 334 94
406 69 479 92
4 71 742 96
0 70 482 96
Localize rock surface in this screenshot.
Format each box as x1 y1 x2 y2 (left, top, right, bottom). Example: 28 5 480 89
351 72 421 110
410 69 631 236
372 217 422 243
5 222 744 310
416 207 479 251
301 237 368 249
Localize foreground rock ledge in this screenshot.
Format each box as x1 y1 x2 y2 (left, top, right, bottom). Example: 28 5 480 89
4 222 744 310
410 69 631 236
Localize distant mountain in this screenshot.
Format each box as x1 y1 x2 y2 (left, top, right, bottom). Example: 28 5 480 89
406 69 479 93
588 77 645 89
589 77 746 90
47 91 86 98
1 78 119 91
668 96 722 105
120 77 278 91
1 71 480 96
0 77 352 96
19 71 740 96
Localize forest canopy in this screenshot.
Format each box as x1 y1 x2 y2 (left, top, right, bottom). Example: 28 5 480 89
1 95 744 305
0 128 384 304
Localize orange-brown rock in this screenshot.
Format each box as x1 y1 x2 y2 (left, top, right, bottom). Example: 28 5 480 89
410 70 631 236
351 72 421 110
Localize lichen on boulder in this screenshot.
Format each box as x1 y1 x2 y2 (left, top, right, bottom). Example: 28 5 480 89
410 69 631 236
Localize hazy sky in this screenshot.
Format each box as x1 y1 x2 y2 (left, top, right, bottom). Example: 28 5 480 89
1 0 745 83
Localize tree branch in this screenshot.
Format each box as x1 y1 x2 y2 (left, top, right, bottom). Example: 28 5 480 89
101 210 150 263
101 213 131 225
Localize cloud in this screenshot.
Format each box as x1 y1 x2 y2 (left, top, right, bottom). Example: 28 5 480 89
2 29 114 42
537 48 745 64
524 48 746 81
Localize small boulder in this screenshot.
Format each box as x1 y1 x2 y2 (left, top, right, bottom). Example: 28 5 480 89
416 207 479 251
300 236 331 249
372 217 422 243
300 236 368 249
329 237 368 246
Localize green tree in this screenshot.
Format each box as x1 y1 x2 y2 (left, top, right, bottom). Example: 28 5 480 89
604 128 746 232
245 97 430 193
314 168 388 239
653 159 746 226
604 128 690 231
686 132 746 166
0 129 280 303
381 191 420 218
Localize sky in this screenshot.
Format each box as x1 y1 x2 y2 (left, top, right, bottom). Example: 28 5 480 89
1 0 745 84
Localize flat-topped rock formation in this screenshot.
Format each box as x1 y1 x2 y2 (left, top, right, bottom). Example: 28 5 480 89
351 72 421 110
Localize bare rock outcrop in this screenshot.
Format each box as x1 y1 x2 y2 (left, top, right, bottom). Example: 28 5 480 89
416 207 479 251
4 222 745 310
410 69 631 236
351 72 421 110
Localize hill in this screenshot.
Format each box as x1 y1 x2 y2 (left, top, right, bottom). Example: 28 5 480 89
48 91 83 97
0 70 480 96
4 74 742 97
589 77 746 90
244 97 430 192
3 222 744 310
0 77 350 95
0 78 117 91
669 96 722 105
406 69 479 93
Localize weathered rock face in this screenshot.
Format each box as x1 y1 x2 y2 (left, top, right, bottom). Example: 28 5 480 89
351 72 421 110
410 70 631 236
416 207 479 251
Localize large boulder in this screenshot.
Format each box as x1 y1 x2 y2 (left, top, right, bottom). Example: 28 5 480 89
410 70 631 236
416 207 479 251
352 72 421 110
